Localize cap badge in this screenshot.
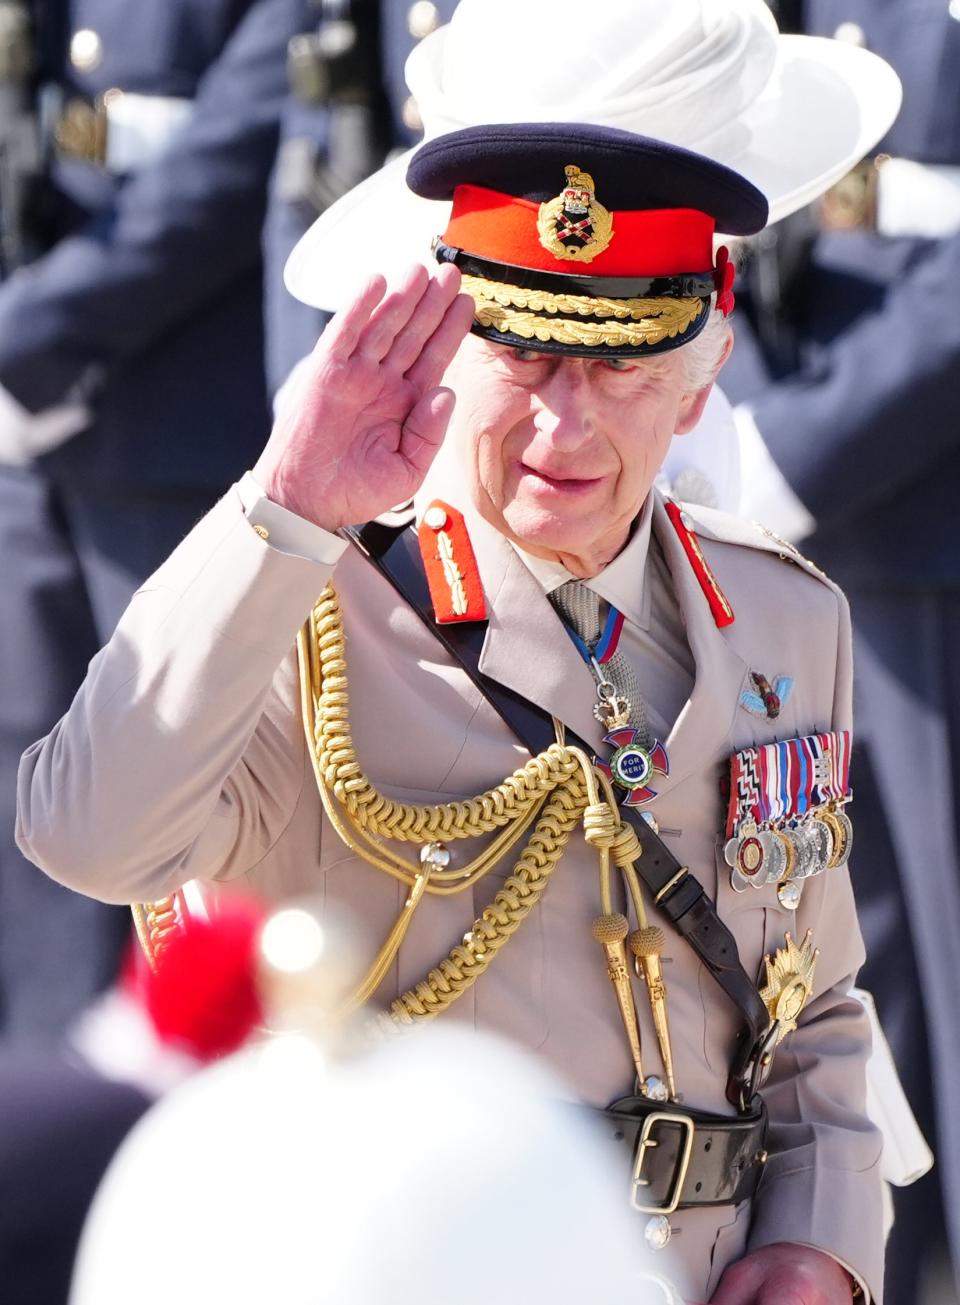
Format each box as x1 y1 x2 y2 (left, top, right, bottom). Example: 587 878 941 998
537 164 614 264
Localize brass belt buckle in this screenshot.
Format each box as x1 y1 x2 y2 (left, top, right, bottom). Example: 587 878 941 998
630 1110 695 1215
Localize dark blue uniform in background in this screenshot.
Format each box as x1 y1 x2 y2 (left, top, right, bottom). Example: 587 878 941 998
1 6 459 1300
723 3 960 1300
0 0 305 1044
264 0 459 391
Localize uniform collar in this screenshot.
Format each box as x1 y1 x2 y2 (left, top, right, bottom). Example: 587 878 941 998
508 494 654 631
413 454 749 769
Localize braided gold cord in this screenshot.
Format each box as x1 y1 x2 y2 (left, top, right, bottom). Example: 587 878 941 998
297 584 619 1021
304 586 588 880
381 773 589 1028
131 894 184 972
131 579 664 1081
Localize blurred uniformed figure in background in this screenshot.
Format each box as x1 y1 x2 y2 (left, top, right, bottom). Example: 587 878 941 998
0 0 337 1046
723 3 960 1301
0 0 460 1047
0 6 454 1298
265 0 459 393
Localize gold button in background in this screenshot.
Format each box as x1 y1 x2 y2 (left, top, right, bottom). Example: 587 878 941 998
70 28 103 72
832 21 866 47
407 1 440 41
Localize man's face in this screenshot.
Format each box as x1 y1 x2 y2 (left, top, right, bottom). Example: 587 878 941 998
442 334 717 573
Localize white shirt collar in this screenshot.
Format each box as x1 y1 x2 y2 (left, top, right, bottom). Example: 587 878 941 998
510 493 655 630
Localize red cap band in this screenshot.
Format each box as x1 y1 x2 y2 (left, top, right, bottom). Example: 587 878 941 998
443 184 716 278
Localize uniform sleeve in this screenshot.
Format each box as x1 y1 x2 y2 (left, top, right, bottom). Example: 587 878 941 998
746 584 886 1301
0 0 306 413
16 488 333 904
742 230 960 533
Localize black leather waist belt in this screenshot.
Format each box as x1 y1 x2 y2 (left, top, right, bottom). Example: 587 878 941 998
596 1095 768 1213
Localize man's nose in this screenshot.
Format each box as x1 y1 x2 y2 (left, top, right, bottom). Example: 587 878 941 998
532 364 597 451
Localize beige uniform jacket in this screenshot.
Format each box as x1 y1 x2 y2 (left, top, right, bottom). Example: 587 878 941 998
17 474 884 1303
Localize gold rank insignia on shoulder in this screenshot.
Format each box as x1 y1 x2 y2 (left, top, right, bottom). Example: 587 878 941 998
537 164 614 263
417 499 487 624
759 929 819 1046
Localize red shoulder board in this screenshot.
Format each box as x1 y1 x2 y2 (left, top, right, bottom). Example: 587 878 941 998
417 500 487 624
664 499 735 629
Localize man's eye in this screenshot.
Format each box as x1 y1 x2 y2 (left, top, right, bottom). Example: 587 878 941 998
510 347 543 363
605 357 632 371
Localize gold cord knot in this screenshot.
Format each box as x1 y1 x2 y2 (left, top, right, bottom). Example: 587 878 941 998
609 822 642 869
582 801 619 848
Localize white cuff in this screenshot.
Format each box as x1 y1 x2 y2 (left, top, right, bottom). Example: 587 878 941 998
236 471 348 565
733 404 816 544
852 987 934 1187
0 382 90 464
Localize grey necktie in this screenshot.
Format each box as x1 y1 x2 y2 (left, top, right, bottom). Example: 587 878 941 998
549 580 652 747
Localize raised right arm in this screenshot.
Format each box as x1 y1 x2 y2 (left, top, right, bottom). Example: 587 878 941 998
16 488 331 904
16 266 473 903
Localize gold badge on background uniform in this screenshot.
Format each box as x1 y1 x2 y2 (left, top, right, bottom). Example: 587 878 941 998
537 164 614 263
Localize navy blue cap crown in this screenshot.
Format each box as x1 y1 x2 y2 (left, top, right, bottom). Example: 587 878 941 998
407 123 768 235
406 123 767 358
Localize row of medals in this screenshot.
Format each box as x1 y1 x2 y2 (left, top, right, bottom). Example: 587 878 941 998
724 803 853 910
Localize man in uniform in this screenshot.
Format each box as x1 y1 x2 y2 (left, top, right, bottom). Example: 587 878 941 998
19 102 885 1305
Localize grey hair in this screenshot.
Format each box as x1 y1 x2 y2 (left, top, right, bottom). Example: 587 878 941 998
679 297 732 391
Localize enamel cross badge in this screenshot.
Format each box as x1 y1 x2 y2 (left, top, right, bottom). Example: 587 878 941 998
595 727 670 806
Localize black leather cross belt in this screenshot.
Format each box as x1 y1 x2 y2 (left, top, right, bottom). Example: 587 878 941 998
596 1096 768 1213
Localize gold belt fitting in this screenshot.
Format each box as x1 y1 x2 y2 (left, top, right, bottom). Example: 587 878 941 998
53 90 122 166
819 155 889 232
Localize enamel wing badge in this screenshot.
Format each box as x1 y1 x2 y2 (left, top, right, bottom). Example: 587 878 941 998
537 164 614 263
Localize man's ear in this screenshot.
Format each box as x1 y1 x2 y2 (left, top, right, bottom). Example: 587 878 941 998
673 326 734 435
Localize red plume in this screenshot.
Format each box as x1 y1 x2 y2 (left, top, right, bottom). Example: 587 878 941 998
714 245 736 316
133 900 266 1063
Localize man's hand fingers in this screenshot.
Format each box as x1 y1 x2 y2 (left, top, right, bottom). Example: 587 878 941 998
709 1284 752 1304
354 263 431 362
399 386 457 476
710 1245 844 1305
321 274 388 356
405 291 476 393
710 1259 763 1305
381 262 463 376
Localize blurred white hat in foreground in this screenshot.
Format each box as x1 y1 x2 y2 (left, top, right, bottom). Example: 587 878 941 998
71 1026 683 1305
285 0 901 311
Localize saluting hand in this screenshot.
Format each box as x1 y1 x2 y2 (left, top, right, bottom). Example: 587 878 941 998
254 261 474 532
709 1243 857 1304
